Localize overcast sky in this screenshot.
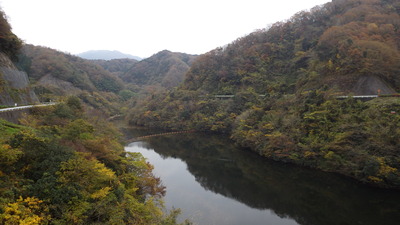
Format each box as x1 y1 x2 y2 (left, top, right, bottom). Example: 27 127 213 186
0 0 330 58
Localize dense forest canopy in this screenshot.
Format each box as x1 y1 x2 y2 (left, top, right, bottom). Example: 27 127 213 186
128 0 400 189
0 97 188 224
120 50 197 89
183 0 400 95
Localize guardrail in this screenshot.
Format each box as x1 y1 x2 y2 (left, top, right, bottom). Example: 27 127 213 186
335 95 379 99
0 102 57 113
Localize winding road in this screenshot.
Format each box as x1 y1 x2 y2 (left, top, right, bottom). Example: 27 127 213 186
0 103 57 113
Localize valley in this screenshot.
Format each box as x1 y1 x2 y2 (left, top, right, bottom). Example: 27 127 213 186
0 0 399 224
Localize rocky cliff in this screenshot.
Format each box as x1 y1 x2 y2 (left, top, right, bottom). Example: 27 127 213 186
0 52 38 106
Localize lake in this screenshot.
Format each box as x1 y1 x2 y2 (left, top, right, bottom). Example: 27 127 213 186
124 130 400 225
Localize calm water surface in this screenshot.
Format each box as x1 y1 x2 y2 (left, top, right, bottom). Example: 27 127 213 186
124 130 400 225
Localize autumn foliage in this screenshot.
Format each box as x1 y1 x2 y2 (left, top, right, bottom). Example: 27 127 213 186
128 0 400 188
0 97 185 224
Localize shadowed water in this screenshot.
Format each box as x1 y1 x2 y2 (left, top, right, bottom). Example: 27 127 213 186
124 130 400 225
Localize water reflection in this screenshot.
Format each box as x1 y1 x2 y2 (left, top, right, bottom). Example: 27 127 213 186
125 131 400 225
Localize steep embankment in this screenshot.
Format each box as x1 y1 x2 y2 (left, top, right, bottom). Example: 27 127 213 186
0 52 38 106
128 0 400 189
0 8 38 106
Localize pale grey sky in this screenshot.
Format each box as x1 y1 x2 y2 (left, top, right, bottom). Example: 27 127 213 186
0 0 330 58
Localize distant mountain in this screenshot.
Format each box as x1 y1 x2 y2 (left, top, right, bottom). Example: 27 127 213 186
77 50 142 61
121 50 198 89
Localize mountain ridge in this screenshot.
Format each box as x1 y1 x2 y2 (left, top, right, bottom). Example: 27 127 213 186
120 50 198 89
77 50 142 61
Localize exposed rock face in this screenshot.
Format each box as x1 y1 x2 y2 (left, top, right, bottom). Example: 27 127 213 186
36 74 82 95
0 52 38 106
352 75 396 95
0 67 30 89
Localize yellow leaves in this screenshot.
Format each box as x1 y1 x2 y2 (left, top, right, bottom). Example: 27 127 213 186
303 110 329 120
304 151 316 158
211 121 226 132
215 112 225 118
367 22 378 31
251 105 263 111
295 51 305 57
376 157 397 177
1 196 50 225
143 110 152 117
365 157 397 184
143 110 161 119
324 151 335 160
264 131 282 138
196 100 208 105
90 187 112 199
58 154 117 198
1 144 10 150
367 176 383 183
93 160 116 180
261 123 274 131
327 59 334 70
0 143 22 165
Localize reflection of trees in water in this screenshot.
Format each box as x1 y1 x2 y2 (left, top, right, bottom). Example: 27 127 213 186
143 133 400 225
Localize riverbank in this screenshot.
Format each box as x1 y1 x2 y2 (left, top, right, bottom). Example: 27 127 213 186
124 130 400 225
127 95 400 189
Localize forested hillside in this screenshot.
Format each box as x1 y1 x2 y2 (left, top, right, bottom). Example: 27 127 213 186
121 50 197 89
0 97 186 224
17 45 130 116
182 0 399 95
128 0 400 188
91 58 138 78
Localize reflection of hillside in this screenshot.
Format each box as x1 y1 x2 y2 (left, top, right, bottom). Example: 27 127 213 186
143 133 400 225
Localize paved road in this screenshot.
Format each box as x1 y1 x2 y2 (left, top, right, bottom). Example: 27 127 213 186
0 103 56 113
